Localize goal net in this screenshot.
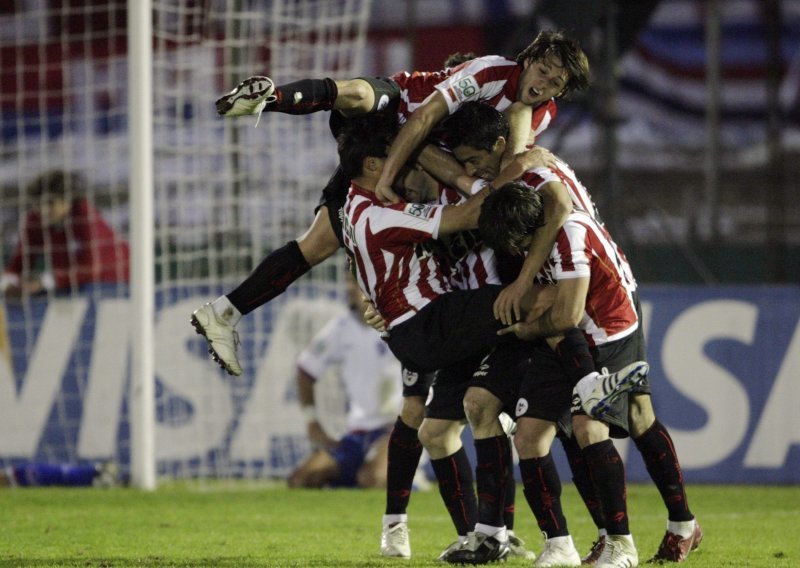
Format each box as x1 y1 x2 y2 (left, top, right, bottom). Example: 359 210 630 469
0 0 372 484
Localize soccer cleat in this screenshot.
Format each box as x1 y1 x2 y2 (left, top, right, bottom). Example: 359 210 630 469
438 539 467 562
215 76 277 126
582 538 605 565
595 534 638 568
191 303 242 376
508 533 536 560
646 521 703 563
574 361 649 417
534 534 581 567
444 531 509 564
381 522 411 559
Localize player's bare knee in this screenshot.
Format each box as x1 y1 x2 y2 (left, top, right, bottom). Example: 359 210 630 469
332 79 374 115
629 393 656 437
400 397 425 430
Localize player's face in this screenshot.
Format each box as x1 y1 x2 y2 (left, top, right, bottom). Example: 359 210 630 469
38 195 70 226
452 138 505 181
518 54 568 105
395 165 438 203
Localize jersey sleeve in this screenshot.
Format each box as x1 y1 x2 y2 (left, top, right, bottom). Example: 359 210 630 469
551 221 591 280
434 56 515 114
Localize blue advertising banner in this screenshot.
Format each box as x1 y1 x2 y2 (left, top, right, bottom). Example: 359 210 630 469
1 284 798 483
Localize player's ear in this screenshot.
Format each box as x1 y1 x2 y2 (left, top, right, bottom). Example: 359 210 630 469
493 136 507 156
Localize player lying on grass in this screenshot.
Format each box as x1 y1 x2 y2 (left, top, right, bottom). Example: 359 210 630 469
1 461 119 488
192 31 589 378
480 181 703 566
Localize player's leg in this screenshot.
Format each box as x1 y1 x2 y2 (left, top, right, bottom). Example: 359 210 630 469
216 75 399 119
630 392 702 562
381 372 431 560
191 165 346 376
287 449 340 488
6 463 100 487
572 414 639 568
514 343 582 566
357 432 391 489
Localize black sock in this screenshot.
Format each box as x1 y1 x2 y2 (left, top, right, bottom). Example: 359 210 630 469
226 240 311 315
634 420 693 522
554 328 595 387
583 440 629 535
519 453 569 538
385 417 423 515
503 457 516 531
561 434 605 530
474 435 511 529
430 447 478 536
271 78 338 114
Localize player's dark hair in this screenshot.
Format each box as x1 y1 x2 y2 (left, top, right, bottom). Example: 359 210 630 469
444 101 509 152
337 113 398 180
443 51 477 68
26 170 83 201
479 181 544 255
516 29 590 98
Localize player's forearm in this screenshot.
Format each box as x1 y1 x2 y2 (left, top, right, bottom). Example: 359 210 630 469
416 145 475 196
378 111 437 189
518 184 572 279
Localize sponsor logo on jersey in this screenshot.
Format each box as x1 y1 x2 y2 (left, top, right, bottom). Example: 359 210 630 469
515 397 529 417
403 202 435 219
451 76 479 102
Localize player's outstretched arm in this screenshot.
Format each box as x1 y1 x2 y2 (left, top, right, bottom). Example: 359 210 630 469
375 93 450 203
493 180 572 325
501 102 533 169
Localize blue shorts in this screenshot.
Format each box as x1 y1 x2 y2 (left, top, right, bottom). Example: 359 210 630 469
329 426 390 487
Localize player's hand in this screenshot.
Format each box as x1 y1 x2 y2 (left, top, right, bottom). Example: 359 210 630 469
493 278 532 326
375 181 401 204
363 300 386 332
517 145 558 171
497 321 536 341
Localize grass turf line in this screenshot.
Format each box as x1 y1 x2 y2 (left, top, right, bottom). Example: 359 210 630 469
1 483 798 567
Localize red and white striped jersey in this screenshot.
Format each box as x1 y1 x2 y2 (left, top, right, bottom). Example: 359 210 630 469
520 157 601 221
342 183 453 329
436 185 501 290
390 55 557 140
537 209 639 346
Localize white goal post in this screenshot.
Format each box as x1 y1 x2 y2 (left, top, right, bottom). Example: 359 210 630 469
0 0 373 489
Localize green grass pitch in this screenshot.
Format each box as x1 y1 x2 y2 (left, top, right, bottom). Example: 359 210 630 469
1 482 798 567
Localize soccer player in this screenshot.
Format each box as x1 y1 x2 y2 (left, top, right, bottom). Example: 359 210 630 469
337 113 640 564
191 31 589 377
287 275 401 489
479 181 703 567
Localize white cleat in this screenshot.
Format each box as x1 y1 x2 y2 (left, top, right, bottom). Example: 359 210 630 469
595 534 638 568
190 303 242 376
534 534 580 567
215 76 277 126
574 361 649 417
381 522 411 558
508 532 536 560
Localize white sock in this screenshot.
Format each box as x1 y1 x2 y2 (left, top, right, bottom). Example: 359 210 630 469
383 514 407 527
667 518 695 539
475 523 507 542
212 295 242 326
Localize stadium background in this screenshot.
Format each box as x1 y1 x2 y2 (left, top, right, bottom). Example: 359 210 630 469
0 0 798 487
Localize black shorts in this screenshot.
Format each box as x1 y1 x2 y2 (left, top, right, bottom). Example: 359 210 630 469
387 286 522 373
516 340 574 437
425 343 529 421
401 366 435 398
316 79 401 246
